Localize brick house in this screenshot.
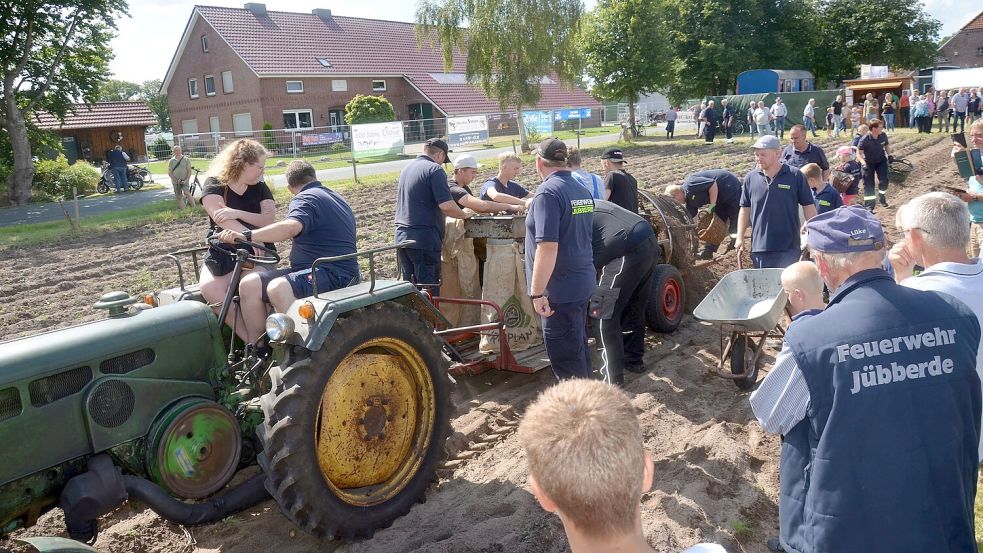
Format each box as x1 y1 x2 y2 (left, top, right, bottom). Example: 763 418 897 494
938 10 983 68
162 4 601 142
33 102 157 164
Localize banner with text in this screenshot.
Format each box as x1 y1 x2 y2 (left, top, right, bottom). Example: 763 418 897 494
351 121 404 159
521 110 554 142
553 108 592 121
447 116 489 149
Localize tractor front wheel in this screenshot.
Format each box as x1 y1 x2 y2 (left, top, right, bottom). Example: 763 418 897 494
257 301 450 540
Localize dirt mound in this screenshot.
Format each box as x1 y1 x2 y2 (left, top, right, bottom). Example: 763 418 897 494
2 133 954 553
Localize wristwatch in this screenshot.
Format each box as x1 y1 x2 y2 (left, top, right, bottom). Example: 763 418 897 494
529 294 544 300
242 229 252 241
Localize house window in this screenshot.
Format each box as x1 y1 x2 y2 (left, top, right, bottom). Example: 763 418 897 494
188 78 198 99
201 35 209 53
209 116 220 133
286 81 304 93
283 109 314 129
328 108 345 129
331 79 347 92
204 75 216 96
372 80 387 92
222 71 234 93
977 47 983 56
181 119 198 135
233 113 253 136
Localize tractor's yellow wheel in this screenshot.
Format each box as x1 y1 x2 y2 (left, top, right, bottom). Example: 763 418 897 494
257 302 449 540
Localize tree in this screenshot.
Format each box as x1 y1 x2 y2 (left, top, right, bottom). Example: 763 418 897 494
417 0 584 151
344 94 396 124
97 79 141 101
581 0 674 130
140 79 169 130
809 0 940 85
1 1 126 205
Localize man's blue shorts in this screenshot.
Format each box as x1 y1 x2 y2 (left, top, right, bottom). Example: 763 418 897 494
258 265 357 303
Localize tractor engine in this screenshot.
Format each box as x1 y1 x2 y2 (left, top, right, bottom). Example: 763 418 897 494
0 297 236 537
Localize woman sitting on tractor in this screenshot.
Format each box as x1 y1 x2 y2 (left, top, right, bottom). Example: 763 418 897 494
199 139 277 338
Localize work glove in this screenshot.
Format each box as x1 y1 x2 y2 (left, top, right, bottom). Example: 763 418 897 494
706 203 716 214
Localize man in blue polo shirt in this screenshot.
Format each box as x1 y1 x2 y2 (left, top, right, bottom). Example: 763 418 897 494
781 125 830 181
480 152 531 209
525 137 596 381
394 138 471 295
737 135 817 269
667 169 742 259
856 118 892 211
751 206 981 553
217 160 360 347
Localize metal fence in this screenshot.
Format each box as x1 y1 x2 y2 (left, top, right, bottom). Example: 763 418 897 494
168 112 597 161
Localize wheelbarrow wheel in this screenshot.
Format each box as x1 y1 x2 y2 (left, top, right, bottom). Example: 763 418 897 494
646 264 685 333
729 335 760 390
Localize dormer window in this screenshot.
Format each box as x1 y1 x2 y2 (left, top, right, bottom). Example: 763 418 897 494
201 35 209 53
317 58 332 67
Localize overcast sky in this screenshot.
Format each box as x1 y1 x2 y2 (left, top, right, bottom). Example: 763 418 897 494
109 0 971 84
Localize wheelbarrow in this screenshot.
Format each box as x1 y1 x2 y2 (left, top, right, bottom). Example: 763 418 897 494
693 267 788 389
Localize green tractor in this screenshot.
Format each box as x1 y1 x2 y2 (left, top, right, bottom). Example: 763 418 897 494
0 240 451 543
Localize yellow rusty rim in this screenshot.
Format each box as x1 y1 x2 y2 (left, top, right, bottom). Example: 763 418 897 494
315 337 436 506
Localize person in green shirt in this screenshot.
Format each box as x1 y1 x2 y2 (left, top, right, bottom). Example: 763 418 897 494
167 145 194 208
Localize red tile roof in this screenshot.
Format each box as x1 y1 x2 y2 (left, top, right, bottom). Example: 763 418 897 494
195 5 600 115
34 102 157 130
966 11 983 31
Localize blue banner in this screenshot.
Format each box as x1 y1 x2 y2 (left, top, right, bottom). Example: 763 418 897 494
553 108 592 121
521 110 553 140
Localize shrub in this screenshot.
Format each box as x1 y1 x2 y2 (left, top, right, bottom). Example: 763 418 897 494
344 95 396 125
32 155 98 200
262 122 276 152
150 137 171 160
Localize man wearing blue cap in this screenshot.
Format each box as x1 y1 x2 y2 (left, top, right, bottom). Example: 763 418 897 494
751 205 981 553
736 135 817 268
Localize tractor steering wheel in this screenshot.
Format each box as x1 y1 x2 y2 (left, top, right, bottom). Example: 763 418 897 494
207 236 281 265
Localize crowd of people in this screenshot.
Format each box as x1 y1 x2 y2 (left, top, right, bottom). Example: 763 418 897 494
180 108 983 551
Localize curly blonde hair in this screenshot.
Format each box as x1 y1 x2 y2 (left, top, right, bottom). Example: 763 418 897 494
206 139 268 185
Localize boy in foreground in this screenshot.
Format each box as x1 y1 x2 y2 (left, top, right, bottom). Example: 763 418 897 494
519 379 655 553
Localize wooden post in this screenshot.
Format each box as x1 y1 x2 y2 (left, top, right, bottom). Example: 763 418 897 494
348 157 360 184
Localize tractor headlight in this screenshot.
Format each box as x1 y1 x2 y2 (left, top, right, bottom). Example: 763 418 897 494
265 313 295 342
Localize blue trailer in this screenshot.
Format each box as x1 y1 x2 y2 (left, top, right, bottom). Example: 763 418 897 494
737 70 814 95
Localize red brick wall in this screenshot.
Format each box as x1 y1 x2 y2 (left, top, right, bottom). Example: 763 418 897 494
939 29 983 69
166 13 264 136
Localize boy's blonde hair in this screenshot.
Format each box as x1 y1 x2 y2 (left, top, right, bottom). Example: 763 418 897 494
781 261 824 300
800 163 823 183
498 152 522 168
518 379 646 537
207 139 268 185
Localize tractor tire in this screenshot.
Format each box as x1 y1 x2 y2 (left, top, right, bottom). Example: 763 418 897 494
646 264 685 333
257 301 450 540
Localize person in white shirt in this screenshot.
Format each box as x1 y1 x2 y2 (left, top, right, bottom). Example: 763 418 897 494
802 98 817 138
889 191 983 461
770 97 789 139
754 101 772 134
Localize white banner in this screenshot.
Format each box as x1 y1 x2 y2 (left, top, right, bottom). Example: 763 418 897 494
447 115 489 148
675 111 697 129
351 121 404 160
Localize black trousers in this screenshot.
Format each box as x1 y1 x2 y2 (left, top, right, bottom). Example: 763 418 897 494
863 158 889 210
705 125 715 143
591 236 658 385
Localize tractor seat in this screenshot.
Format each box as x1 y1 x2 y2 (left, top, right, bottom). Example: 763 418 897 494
157 284 204 306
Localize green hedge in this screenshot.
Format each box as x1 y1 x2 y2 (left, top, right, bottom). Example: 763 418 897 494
32 155 99 200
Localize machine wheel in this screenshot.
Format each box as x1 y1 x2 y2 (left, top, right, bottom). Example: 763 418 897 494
97 179 110 194
733 120 748 135
257 301 450 540
129 175 145 190
730 335 760 390
646 264 685 333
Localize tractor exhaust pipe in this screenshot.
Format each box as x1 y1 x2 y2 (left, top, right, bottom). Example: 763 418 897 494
62 455 270 543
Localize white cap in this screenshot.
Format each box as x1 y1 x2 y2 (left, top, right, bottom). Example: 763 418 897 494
453 154 482 169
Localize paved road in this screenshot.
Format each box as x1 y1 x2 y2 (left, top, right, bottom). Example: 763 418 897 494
0 132 621 228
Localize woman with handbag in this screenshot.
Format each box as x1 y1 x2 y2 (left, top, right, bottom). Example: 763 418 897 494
199 139 277 336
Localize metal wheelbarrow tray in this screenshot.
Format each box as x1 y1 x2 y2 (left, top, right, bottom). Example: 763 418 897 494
693 268 788 389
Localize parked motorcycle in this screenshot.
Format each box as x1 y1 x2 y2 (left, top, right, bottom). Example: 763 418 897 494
97 162 146 193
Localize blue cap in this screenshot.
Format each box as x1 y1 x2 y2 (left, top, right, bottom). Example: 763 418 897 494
806 206 885 253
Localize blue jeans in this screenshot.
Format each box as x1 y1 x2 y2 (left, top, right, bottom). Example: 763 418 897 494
803 116 817 136
111 166 129 191
542 300 592 380
883 113 895 131
397 247 441 295
751 249 801 269
832 114 842 137
954 111 966 134
774 116 785 137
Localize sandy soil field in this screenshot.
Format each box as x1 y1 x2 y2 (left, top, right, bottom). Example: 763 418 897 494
1 131 952 553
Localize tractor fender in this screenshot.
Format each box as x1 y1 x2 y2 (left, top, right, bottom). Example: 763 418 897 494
274 279 448 352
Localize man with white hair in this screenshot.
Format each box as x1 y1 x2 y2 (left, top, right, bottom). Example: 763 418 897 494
889 192 983 461
751 205 981 553
770 97 788 139
953 88 970 134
